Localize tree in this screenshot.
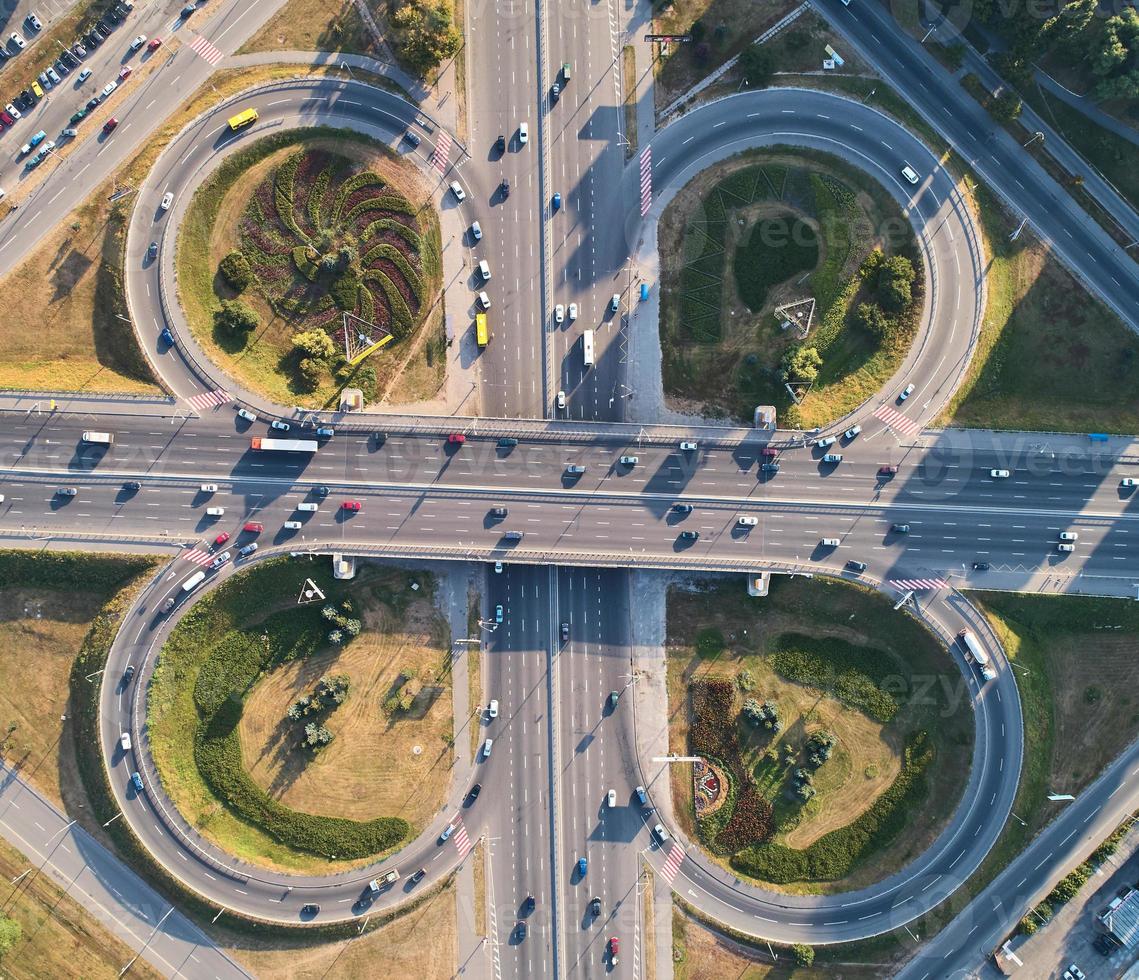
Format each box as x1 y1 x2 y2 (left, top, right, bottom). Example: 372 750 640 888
853 302 893 340
1041 0 1097 53
296 357 322 393
741 698 766 727
328 629 344 645
214 299 259 334
218 250 254 291
791 943 815 966
738 46 775 88
783 345 822 383
989 89 1023 123
944 43 965 71
0 915 20 956
292 329 336 361
874 255 916 313
690 18 707 42
391 0 462 77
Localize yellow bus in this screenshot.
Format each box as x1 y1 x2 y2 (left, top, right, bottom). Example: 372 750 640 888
476 312 489 348
227 108 258 132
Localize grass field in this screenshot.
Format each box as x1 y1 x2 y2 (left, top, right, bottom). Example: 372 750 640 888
149 559 451 873
666 577 972 893
659 148 922 425
229 875 457 978
239 0 374 56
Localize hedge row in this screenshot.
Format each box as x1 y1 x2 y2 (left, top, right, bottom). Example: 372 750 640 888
361 217 422 251
0 551 154 592
363 243 424 303
367 269 414 336
769 633 899 723
330 170 385 227
730 730 934 883
306 167 331 232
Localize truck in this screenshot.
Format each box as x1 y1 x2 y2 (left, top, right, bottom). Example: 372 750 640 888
368 869 400 893
81 430 115 445
958 629 996 681
181 570 206 594
250 437 318 453
582 329 594 368
475 311 489 348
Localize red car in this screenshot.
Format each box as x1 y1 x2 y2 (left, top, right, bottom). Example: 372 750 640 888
447 433 465 444
147 37 162 51
103 117 118 134
118 65 133 80
878 465 899 476
608 937 619 964
213 531 230 547
342 500 361 512
242 522 264 534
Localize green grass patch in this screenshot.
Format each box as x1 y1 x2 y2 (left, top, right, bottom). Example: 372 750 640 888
733 211 818 311
769 634 899 723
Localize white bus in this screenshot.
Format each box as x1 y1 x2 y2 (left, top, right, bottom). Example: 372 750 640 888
181 570 207 594
81 431 114 445
582 329 594 368
958 629 996 681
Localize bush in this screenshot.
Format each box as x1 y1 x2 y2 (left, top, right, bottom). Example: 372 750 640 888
296 357 322 393
736 668 755 692
214 298 259 334
852 302 895 341
292 329 336 361
868 252 916 313
782 345 822 383
218 250 254 291
738 46 775 88
792 943 814 966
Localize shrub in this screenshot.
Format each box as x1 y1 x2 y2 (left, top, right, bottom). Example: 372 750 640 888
296 358 322 393
219 250 254 291
214 298 259 334
736 669 755 692
782 345 822 383
738 46 775 88
792 943 814 966
769 634 899 723
853 302 894 341
0 915 20 955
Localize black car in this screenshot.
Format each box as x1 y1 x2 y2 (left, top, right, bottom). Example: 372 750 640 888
123 664 136 683
18 91 34 109
972 562 991 571
123 480 142 491
372 431 386 446
515 921 527 940
673 503 693 514
495 133 505 152
497 437 518 448
590 896 601 917
86 97 100 111
500 179 510 197
679 529 700 540
148 241 158 260
94 22 112 39
315 485 329 498
83 31 101 47
404 129 420 147
523 895 535 914
301 903 320 916
560 622 569 642
55 59 70 75
105 9 121 24
180 3 196 16
465 783 481 804
409 867 426 885
61 50 78 68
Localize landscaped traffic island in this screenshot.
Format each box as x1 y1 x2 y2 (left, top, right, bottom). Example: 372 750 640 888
178 129 444 408
659 148 923 426
148 558 454 873
667 576 972 893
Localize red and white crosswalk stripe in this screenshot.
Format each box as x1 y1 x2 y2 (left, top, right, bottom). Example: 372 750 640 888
639 147 653 216
451 818 473 858
183 549 214 567
889 578 950 592
186 389 230 411
659 843 685 884
189 35 224 66
431 130 453 175
874 404 921 438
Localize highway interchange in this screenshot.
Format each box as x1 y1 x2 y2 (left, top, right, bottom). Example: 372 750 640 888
0 0 1138 977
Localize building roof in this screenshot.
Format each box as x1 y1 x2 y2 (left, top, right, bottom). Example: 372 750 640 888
1104 890 1139 948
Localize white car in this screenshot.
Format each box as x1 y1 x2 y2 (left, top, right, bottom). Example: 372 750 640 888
556 390 566 410
989 469 1010 479
816 435 836 448
101 80 118 98
9 32 25 50
1058 542 1075 553
482 738 494 758
822 453 843 463
4 103 20 119
270 419 290 431
568 303 577 321
283 520 303 529
205 506 224 516
478 259 491 281
237 408 257 422
619 455 638 466
1122 478 1137 488
56 486 78 496
449 180 466 202
611 293 620 312
899 383 915 401
844 425 862 440
737 515 758 526
606 789 616 808
519 122 528 144
160 192 173 211
680 441 697 451
478 291 491 309
1059 531 1078 541
470 221 482 241
901 164 919 185
554 304 564 324
27 13 42 31
487 699 499 719
200 483 218 493
494 561 503 573
119 732 131 751
130 35 147 51
210 551 231 570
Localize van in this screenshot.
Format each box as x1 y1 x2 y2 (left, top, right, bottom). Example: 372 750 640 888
81 430 114 444
297 502 318 512
821 537 840 547
119 732 131 751
503 530 523 541
181 570 206 593
562 62 571 81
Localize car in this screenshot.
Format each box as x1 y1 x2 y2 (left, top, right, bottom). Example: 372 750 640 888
972 562 991 570
10 33 25 49
497 437 518 448
46 67 61 85
680 441 698 451
86 97 100 110
478 258 491 281
403 128 420 147
61 51 78 68
131 772 144 792
106 8 122 24
180 3 195 16
1067 966 1086 980
301 903 320 916
679 529 700 540
515 921 527 941
72 43 86 58
608 937 619 964
892 523 910 533
213 531 230 546
761 462 780 474
83 33 100 49
494 561 503 573
847 559 867 573
551 81 560 100
822 453 843 463
495 604 504 623
816 435 836 448
577 856 587 876
439 822 455 843
1121 478 1136 487
737 515 758 526
899 383 915 401
123 480 142 492
4 103 20 120
901 164 920 185
130 34 147 51
123 664 137 684
342 500 362 511
635 785 647 805
521 895 536 915
205 506 225 516
590 896 601 916
878 465 899 476
554 304 564 323
94 22 112 40
62 127 78 137
201 483 218 493
619 455 638 466
238 543 258 558
1059 531 1078 541
673 503 693 514
464 783 482 808
653 823 670 843
844 425 862 440
487 699 499 719
56 486 78 497
37 71 51 90
0 111 13 126
143 242 158 265
315 485 329 497
449 180 465 202
270 419 290 431
560 622 569 642
19 91 35 109
28 13 42 31
500 178 510 197
989 469 1010 478
568 303 577 320
283 520 302 530
243 522 264 534
470 220 482 241
556 390 566 410
519 121 528 144
566 464 586 476
101 80 118 97
495 133 505 152
608 690 619 708
210 551 231 570
160 596 176 615
371 431 387 446
1058 542 1075 552
118 64 132 80
482 738 493 758
478 290 490 309
148 37 162 51
448 433 466 444
237 407 256 422
102 117 118 133
606 789 616 808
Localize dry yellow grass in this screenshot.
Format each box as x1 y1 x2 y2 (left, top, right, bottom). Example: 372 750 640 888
239 587 453 829
229 877 457 979
239 0 375 57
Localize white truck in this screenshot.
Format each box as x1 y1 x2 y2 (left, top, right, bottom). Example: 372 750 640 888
81 430 115 445
368 869 400 893
958 629 996 682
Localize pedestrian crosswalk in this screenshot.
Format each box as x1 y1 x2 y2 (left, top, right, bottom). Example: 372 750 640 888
874 403 921 438
183 548 214 567
639 146 652 217
187 389 230 411
451 817 473 858
659 842 685 884
889 578 950 592
431 130 452 175
189 34 224 66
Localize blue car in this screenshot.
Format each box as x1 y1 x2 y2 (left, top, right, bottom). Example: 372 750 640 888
160 327 174 346
639 282 649 302
130 772 144 792
577 856 587 876
552 192 561 212
495 604 504 623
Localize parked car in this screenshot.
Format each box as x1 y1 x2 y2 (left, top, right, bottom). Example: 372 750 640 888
129 34 147 51
147 37 162 51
